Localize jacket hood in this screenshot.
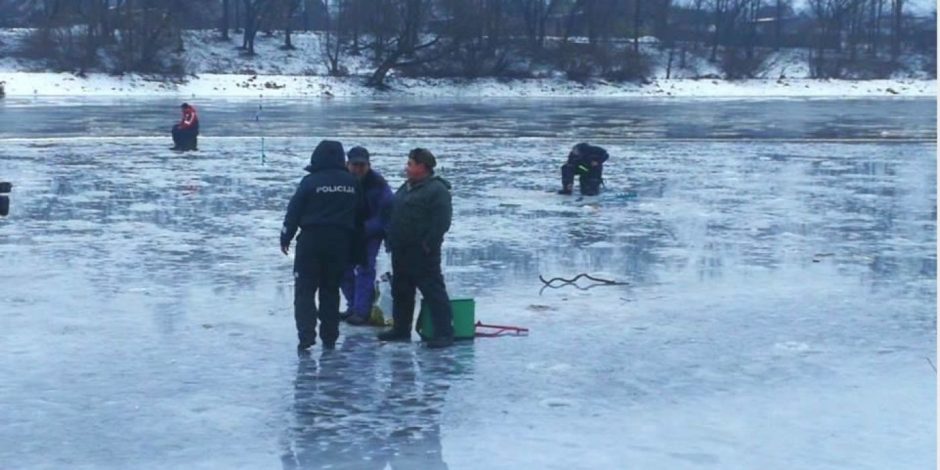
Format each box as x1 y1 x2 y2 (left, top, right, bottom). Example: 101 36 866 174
306 140 346 172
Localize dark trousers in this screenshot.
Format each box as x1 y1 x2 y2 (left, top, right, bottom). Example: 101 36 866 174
293 228 350 345
391 246 453 339
172 124 199 150
561 162 603 195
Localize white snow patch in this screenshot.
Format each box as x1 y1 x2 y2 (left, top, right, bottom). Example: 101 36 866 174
0 29 934 98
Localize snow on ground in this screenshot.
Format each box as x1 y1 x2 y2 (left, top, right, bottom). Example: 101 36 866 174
756 48 813 79
0 71 934 98
0 29 935 98
180 30 375 77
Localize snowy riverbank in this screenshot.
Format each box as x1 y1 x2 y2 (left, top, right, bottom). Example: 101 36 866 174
0 71 935 98
0 29 935 99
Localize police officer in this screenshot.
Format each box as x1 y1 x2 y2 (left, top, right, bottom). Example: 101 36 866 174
281 140 363 350
377 148 455 349
558 142 609 196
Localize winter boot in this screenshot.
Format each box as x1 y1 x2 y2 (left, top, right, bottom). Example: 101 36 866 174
377 329 411 342
346 313 370 326
425 336 454 349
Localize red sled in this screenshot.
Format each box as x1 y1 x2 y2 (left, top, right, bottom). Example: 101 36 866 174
475 321 529 337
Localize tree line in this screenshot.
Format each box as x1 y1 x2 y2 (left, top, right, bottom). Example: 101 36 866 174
2 0 935 84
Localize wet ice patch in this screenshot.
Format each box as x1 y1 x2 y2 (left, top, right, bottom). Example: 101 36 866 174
539 398 578 409
773 341 816 354
525 362 573 373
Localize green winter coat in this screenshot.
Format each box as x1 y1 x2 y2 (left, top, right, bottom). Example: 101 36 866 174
386 175 452 252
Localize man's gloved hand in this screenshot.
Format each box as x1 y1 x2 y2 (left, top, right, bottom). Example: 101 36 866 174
281 243 290 256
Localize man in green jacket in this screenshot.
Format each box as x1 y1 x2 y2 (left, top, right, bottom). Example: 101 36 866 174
377 148 455 348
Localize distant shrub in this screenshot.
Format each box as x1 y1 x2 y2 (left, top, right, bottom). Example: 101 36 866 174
554 42 652 83
564 60 593 83
602 49 652 82
809 53 844 78
19 25 185 77
925 54 938 79
720 48 771 79
399 43 532 80
111 30 186 77
844 57 899 79
20 27 96 72
495 67 536 80
329 64 349 77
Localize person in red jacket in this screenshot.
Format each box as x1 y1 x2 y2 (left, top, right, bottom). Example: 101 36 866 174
171 103 200 151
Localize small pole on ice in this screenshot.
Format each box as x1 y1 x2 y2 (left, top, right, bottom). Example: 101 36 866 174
256 96 266 166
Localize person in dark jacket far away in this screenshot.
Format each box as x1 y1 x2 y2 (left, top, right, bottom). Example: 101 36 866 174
341 146 394 326
171 103 200 151
558 142 609 196
377 148 455 349
281 140 363 351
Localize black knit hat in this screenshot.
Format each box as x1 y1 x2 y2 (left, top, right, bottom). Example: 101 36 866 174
408 148 436 170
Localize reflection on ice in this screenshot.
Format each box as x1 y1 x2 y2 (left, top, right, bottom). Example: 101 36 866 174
282 334 471 469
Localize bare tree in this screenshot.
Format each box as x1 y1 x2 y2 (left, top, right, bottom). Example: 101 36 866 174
867 0 886 56
889 0 903 59
280 0 301 49
633 0 642 53
221 0 231 39
436 0 513 77
363 0 445 89
561 0 584 45
344 0 368 54
808 0 855 76
322 0 346 75
24 0 186 74
516 0 562 50
241 0 273 55
709 0 730 60
114 0 180 73
744 0 761 59
774 0 787 50
658 0 677 77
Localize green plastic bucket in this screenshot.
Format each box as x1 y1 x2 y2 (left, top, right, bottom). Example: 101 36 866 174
417 298 475 341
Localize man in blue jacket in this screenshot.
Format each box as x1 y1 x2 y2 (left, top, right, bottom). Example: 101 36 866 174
558 142 609 196
281 140 363 350
341 146 394 326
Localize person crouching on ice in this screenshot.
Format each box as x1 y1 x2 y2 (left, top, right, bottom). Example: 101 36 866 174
558 142 609 196
341 146 394 326
171 103 200 151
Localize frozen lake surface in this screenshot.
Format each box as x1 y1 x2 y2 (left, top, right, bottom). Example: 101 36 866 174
0 97 936 469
